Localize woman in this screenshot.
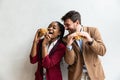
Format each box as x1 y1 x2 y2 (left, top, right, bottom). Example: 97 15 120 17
30 21 66 80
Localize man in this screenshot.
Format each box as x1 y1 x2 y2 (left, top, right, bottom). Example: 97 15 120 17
61 10 106 80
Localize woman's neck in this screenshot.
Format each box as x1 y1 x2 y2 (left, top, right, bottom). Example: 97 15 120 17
49 37 59 44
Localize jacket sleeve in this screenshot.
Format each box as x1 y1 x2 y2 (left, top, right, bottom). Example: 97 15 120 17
88 27 106 56
42 43 66 68
64 48 76 65
30 40 42 64
30 54 38 64
62 37 76 65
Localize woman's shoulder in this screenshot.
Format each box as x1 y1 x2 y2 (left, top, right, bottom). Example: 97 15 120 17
57 39 66 47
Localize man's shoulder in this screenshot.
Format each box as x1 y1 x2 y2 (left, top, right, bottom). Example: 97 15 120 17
83 26 97 30
83 26 98 32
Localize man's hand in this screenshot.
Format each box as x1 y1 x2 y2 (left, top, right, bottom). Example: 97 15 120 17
66 32 77 46
77 31 93 43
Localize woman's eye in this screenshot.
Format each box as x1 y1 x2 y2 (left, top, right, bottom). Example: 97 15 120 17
53 26 57 29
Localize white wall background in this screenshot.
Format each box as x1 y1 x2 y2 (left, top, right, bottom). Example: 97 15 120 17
0 0 120 80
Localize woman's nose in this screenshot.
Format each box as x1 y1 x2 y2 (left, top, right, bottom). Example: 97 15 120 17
48 27 53 31
49 27 53 30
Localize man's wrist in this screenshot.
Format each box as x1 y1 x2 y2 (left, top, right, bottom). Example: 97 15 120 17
87 38 94 46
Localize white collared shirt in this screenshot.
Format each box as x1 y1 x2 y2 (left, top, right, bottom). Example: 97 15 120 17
47 38 59 54
43 38 59 77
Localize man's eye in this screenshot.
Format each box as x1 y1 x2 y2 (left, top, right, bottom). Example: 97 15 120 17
65 24 69 27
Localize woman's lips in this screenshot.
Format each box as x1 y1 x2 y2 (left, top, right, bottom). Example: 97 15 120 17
48 31 53 34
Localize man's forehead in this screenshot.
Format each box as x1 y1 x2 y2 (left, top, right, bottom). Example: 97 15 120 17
64 19 73 24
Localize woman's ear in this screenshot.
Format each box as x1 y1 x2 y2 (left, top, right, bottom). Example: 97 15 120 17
58 31 61 37
59 32 61 36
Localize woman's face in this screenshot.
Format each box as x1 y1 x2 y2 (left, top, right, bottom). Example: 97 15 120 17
47 22 61 40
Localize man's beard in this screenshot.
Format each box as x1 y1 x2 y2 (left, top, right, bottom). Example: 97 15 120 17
68 29 76 34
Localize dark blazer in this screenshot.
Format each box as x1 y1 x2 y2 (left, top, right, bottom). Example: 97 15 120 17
63 27 106 80
30 39 66 80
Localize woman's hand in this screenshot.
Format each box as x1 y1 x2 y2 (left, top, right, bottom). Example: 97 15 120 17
30 29 41 57
42 33 52 47
33 29 41 44
42 33 52 58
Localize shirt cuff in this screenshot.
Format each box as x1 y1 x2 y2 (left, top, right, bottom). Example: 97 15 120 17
66 45 72 51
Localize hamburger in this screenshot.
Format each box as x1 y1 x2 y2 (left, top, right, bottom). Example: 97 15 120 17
74 35 82 40
38 28 48 37
74 32 82 40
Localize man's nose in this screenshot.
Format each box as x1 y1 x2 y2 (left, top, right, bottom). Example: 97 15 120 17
64 26 68 30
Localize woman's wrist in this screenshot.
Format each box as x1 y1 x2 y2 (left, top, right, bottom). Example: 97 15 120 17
33 40 38 44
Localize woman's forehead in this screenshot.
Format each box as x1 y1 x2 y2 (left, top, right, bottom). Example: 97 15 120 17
49 22 58 27
50 22 57 25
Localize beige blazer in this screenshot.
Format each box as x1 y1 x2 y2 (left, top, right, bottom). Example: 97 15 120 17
63 27 106 80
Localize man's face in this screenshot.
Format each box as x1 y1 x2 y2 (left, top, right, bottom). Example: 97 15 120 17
64 19 77 33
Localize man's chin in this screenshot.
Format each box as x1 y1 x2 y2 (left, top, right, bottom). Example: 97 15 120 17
68 30 76 33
